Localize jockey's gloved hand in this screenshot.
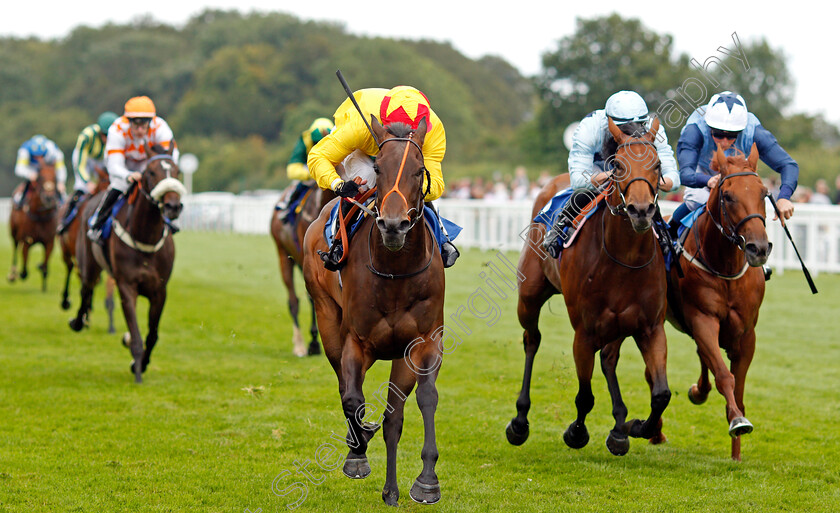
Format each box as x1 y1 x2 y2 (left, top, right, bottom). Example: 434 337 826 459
335 180 361 198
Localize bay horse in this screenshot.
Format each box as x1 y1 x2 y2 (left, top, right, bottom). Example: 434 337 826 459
8 161 60 291
666 144 770 461
70 144 184 383
507 117 671 456
57 167 117 333
303 117 445 506
270 181 336 357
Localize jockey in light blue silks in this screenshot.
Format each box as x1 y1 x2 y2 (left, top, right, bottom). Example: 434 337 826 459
667 91 799 280
542 91 681 257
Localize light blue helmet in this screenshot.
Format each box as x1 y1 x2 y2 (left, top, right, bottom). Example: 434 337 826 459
27 135 50 157
704 91 748 132
605 91 649 125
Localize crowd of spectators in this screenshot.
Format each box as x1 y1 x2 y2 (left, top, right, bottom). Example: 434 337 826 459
443 167 840 207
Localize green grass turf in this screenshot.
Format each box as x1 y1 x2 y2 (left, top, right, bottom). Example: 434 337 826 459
1 231 838 512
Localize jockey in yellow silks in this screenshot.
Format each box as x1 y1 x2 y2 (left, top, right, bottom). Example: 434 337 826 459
307 85 458 268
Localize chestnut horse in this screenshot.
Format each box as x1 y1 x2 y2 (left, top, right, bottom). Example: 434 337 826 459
8 161 59 291
270 182 335 357
303 118 444 506
666 144 770 461
70 144 184 383
57 167 116 333
507 118 671 456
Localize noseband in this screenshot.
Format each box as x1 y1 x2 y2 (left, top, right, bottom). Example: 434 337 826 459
706 171 766 251
137 154 186 211
606 140 662 216
376 135 431 228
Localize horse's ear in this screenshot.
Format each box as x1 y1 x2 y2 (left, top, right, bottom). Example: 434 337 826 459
608 117 625 144
371 114 387 142
747 142 759 170
646 117 660 142
168 139 176 156
413 117 428 145
711 143 728 175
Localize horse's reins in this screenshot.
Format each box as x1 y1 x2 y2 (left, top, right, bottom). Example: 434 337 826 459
599 139 661 269
682 171 765 280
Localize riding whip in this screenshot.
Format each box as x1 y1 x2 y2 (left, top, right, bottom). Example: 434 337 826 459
335 70 379 144
768 195 818 294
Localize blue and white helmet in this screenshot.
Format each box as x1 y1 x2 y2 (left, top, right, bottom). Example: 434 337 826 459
704 92 748 132
26 135 50 157
605 91 649 125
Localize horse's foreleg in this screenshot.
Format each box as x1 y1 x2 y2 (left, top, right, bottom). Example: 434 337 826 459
690 314 745 436
380 359 417 506
8 239 19 282
142 288 167 374
20 242 30 280
564 331 595 449
728 329 757 461
600 340 632 455
627 326 671 441
40 238 54 292
117 283 144 383
70 282 94 332
61 258 73 310
339 338 373 479
280 255 305 357
105 278 116 334
688 359 712 405
307 296 320 355
506 288 552 446
409 342 442 505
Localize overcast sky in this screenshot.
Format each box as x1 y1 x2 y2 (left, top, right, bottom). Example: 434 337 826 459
4 1 838 123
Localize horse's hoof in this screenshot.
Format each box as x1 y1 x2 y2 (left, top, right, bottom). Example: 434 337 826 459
409 479 441 505
121 333 131 348
342 455 371 479
20 270 28 280
307 341 321 356
108 325 116 334
7 274 15 283
729 417 753 438
606 430 630 456
382 488 399 507
688 384 708 405
505 419 529 446
563 421 589 449
69 318 84 332
292 345 306 358
61 299 71 310
649 431 668 445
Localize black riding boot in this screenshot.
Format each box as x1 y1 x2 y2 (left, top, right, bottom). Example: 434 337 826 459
57 190 85 234
15 181 31 209
318 200 354 271
279 181 309 222
87 189 122 244
543 190 593 258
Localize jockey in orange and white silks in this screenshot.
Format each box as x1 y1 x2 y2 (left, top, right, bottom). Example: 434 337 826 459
307 86 446 201
88 96 184 243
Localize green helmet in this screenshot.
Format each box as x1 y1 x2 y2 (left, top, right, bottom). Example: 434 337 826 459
97 111 119 132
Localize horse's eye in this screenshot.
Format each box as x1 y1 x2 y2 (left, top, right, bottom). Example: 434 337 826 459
722 191 734 202
373 163 380 175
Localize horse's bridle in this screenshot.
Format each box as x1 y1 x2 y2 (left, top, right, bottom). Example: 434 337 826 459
605 140 662 217
366 133 435 279
375 134 431 229
704 171 767 251
136 154 182 212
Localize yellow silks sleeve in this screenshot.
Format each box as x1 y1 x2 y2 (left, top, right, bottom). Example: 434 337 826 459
286 162 310 181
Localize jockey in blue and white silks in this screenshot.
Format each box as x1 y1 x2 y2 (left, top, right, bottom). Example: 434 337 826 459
543 91 680 258
568 92 680 192
671 91 799 228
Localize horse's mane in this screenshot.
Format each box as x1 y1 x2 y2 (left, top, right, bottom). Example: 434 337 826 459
601 121 648 160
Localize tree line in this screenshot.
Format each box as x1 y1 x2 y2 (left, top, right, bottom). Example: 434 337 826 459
0 11 834 196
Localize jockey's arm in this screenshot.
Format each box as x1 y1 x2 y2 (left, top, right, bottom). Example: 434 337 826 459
15 150 38 181
754 125 798 221
286 138 310 181
72 135 92 184
307 121 372 192
421 124 446 201
676 124 711 188
106 150 138 185
567 118 599 190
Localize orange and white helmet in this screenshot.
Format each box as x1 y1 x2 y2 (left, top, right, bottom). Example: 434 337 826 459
380 86 432 130
124 96 156 119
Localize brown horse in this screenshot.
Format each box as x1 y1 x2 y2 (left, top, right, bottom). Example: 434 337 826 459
303 118 445 506
270 181 335 357
70 144 184 383
666 144 770 461
8 161 60 291
507 118 671 456
57 167 116 333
